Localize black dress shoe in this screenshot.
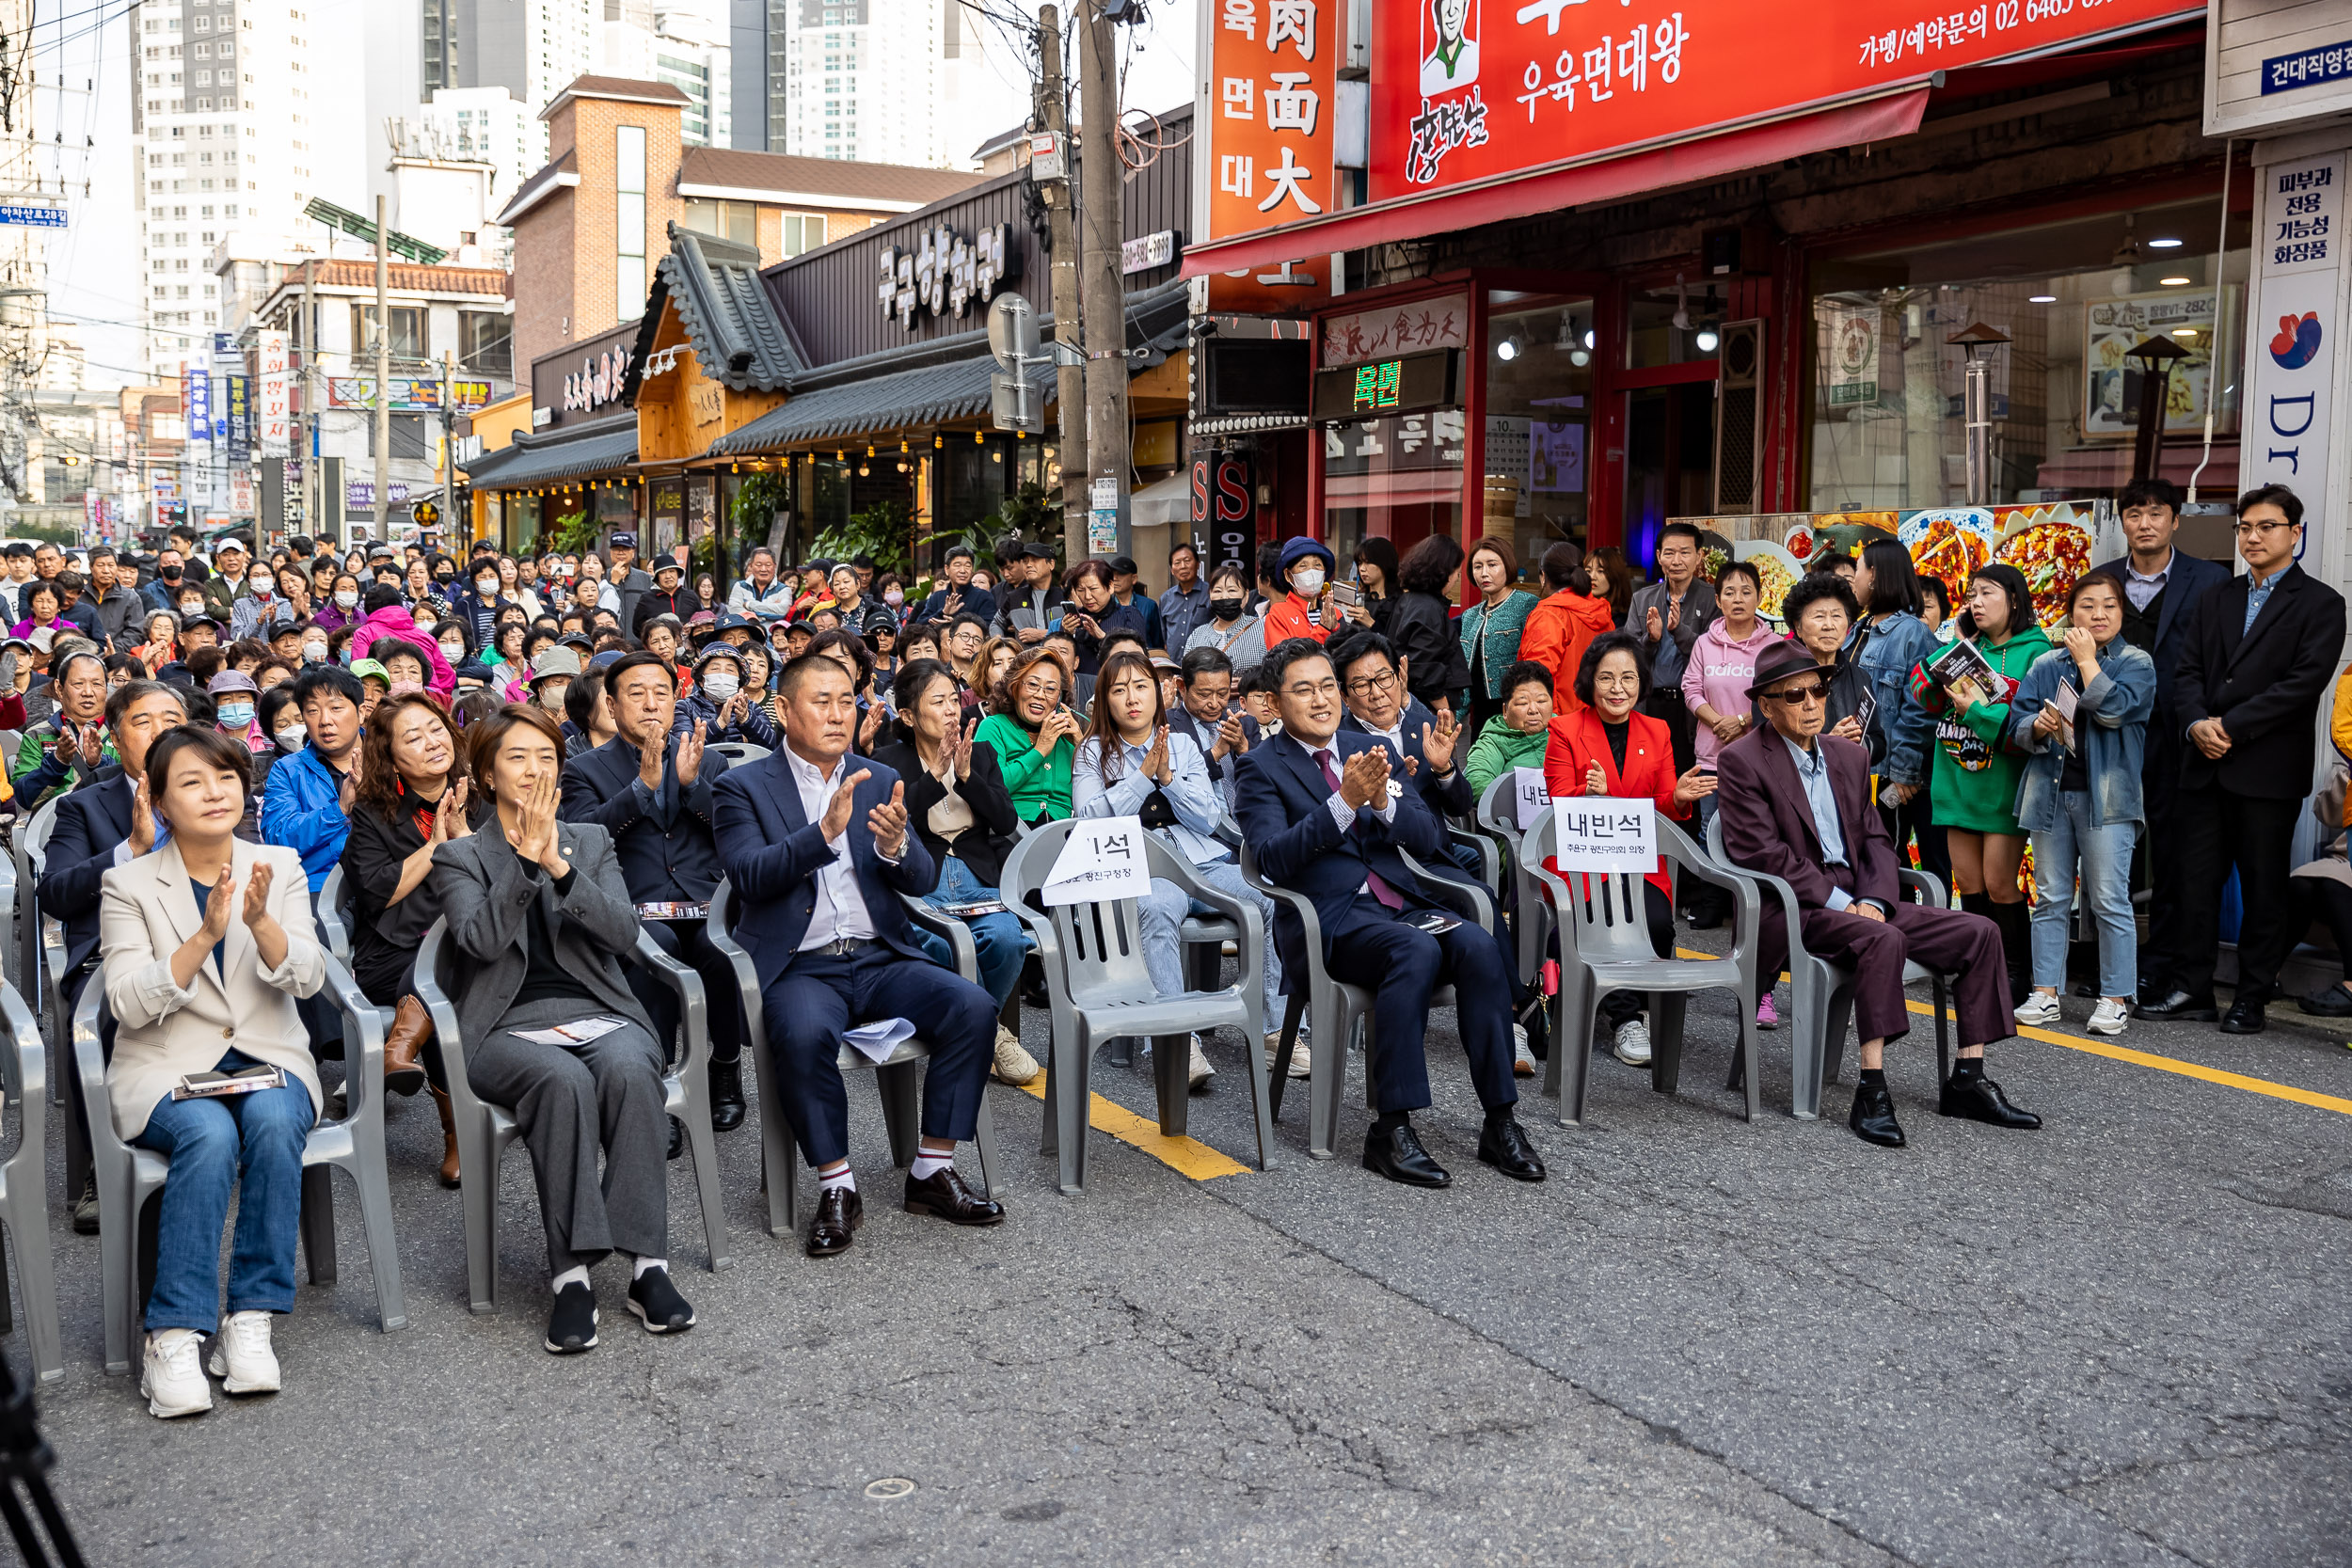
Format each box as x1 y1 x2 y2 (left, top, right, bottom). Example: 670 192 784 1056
1362 1122 1451 1187
2219 995 2268 1035
71 1173 98 1236
707 1058 746 1132
1475 1117 1546 1182
1938 1071 2041 1129
666 1116 685 1161
2133 990 2219 1022
806 1184 863 1256
1847 1080 1906 1148
2298 984 2352 1018
904 1165 1006 1226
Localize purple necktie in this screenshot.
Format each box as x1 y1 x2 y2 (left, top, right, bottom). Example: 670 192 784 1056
1316 748 1404 911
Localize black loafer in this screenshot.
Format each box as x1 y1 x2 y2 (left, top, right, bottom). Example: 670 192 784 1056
2218 996 2268 1035
1938 1072 2041 1129
806 1184 863 1256
2133 990 2219 1023
1848 1080 1906 1148
626 1266 696 1334
2298 985 2352 1018
1362 1122 1451 1187
544 1281 597 1354
1475 1117 1546 1182
666 1116 685 1161
904 1165 1007 1226
707 1058 746 1132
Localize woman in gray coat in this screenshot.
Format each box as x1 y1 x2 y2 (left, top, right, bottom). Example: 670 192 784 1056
430 704 696 1354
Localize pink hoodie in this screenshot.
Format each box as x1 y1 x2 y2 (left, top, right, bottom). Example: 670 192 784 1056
1681 616 1786 767
354 604 454 696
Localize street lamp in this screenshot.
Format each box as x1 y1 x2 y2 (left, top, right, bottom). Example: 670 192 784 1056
2125 335 2190 484
1947 320 2011 507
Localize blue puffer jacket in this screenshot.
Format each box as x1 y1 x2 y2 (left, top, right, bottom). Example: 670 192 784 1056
258 743 349 893
1852 610 1942 787
2005 637 2156 832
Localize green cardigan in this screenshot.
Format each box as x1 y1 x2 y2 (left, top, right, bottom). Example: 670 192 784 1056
1918 625 2053 833
975 711 1073 822
1465 716 1549 801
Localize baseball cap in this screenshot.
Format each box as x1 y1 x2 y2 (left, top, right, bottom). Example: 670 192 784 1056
609 531 638 549
349 657 390 686
1109 555 1139 576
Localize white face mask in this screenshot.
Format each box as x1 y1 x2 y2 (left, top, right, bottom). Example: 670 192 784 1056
334 590 358 609
413 617 437 635
301 641 327 663
883 589 904 607
1291 567 1326 597
440 640 465 662
701 672 740 701
250 577 273 596
476 578 499 596
275 725 307 752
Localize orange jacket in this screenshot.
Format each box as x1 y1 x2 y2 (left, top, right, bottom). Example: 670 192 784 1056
1518 589 1618 718
1542 706 1686 903
1261 590 1330 649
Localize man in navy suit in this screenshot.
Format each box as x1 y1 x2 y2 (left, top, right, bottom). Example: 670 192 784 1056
713 651 1005 1257
559 649 745 1132
38 678 187 1229
2093 477 2231 1009
1330 630 1490 880
1233 636 1542 1188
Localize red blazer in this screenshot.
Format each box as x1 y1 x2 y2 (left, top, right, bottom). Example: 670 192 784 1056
1541 707 1686 901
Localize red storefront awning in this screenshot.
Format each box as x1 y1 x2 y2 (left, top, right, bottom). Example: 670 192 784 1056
1182 88 1931 281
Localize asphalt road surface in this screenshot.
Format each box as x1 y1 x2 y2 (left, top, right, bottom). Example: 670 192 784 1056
8 951 2350 1567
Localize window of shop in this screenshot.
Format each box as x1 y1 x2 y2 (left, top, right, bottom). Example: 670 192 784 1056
681 197 755 247
1320 290 1471 565
1808 198 2247 511
1484 290 1595 573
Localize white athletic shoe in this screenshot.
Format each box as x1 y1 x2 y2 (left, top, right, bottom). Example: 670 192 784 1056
207 1309 281 1395
142 1328 213 1418
1512 1022 1538 1077
2013 992 2062 1027
991 1026 1041 1085
2087 999 2130 1037
1188 1034 1215 1089
1613 1020 1653 1066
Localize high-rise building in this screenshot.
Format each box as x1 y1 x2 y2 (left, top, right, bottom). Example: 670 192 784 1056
132 0 325 379
601 3 732 148
728 0 980 166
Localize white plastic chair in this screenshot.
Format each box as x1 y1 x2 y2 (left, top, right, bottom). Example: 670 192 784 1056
415 917 732 1314
1477 773 1551 990
18 796 64 1103
705 879 1001 1233
1522 808 1761 1128
0 978 61 1382
73 952 407 1375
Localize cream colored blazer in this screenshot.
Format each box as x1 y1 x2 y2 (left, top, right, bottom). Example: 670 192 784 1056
100 839 327 1140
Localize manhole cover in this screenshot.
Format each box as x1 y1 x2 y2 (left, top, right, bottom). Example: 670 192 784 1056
865 1478 916 1500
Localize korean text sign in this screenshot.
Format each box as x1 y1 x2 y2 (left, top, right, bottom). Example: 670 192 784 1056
1042 817 1155 907
1204 0 1338 242
1371 0 2199 201
1547 800 1657 874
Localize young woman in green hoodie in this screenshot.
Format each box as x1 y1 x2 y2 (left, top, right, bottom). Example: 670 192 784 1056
1466 659 1555 800
1906 562 2050 1000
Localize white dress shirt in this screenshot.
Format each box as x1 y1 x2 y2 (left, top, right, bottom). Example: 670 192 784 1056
785 744 882 950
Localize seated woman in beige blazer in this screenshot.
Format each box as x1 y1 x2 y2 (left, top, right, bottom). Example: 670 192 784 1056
100 724 326 1420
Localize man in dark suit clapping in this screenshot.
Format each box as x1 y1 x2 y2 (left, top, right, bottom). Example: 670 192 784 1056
713 652 1004 1257
2139 483 2348 1033
558 649 744 1133
1232 637 1542 1189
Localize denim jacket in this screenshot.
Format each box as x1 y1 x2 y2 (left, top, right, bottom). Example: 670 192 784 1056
1851 610 1941 786
2005 637 2156 832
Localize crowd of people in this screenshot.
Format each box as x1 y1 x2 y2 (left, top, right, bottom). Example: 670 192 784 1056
24 472 2344 1418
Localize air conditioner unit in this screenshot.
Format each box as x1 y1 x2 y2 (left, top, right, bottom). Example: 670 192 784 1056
1713 317 1766 515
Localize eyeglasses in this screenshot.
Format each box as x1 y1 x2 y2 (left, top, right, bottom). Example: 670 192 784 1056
1343 668 1398 697
1761 678 1833 705
1282 678 1341 700
2234 517 2296 536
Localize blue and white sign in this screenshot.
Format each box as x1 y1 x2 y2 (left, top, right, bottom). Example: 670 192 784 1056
2263 39 2352 95
2244 150 2346 571
0 201 67 230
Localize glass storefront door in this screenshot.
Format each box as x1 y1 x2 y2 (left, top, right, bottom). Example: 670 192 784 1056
1622 381 1717 567
1483 291 1596 569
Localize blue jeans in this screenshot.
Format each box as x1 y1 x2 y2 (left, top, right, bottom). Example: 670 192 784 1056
2028 790 2136 997
133 1049 315 1334
1137 857 1283 1025
919 854 1030 1011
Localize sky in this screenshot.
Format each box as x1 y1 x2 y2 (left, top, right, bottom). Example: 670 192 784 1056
38 0 1200 391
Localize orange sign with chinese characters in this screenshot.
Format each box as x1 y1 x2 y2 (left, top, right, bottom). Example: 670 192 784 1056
1201 0 1340 245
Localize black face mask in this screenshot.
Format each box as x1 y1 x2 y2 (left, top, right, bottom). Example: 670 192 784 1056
160 565 182 582
1210 597 1246 620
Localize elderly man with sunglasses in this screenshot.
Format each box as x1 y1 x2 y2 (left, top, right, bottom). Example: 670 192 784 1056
1716 640 2037 1148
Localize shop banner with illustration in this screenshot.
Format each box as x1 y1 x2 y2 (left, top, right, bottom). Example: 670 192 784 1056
2242 150 2344 562
1370 0 2201 201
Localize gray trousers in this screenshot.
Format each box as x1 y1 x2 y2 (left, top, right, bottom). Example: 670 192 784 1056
467 996 668 1275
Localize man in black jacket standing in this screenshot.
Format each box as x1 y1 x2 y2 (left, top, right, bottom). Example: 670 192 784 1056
557 649 746 1129
2140 484 2346 1033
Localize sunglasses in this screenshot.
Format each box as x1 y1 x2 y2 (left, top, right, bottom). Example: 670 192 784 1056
1761 678 1834 705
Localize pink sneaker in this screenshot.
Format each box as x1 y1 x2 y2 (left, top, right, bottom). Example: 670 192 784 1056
1756 994 1779 1030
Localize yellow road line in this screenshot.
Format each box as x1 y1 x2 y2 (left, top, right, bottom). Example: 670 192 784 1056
1670 947 2352 1117
1012 1076 1250 1180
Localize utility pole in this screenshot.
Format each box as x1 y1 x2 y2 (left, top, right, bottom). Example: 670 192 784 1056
372 195 390 541
1076 0 1130 559
299 257 317 542
438 348 455 541
1035 6 1086 543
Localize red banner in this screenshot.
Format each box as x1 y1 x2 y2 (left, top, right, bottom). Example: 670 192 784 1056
1201 0 1340 244
1371 0 2199 201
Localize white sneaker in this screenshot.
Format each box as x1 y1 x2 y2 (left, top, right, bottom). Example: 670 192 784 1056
1187 1034 1215 1089
141 1328 213 1418
990 1025 1041 1086
2013 992 2062 1027
2087 999 2130 1037
1268 1031 1313 1077
1512 1022 1538 1077
207 1310 280 1394
1613 1020 1652 1066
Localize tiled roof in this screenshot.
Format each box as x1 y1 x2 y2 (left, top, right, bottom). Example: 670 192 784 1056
493 148 578 226
289 260 510 296
462 414 637 488
676 146 983 210
542 75 692 119
628 226 802 397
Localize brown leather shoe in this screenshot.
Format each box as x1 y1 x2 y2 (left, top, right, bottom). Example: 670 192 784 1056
806 1184 863 1257
428 1085 461 1188
383 994 431 1097
903 1164 1006 1227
